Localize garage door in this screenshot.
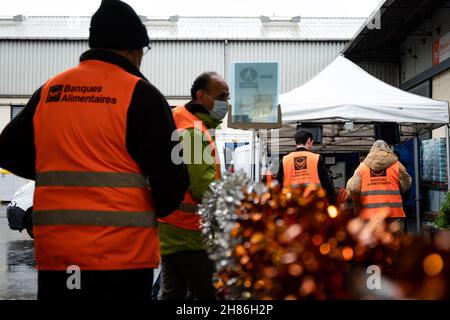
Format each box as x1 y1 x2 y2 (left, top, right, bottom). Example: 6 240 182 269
11 104 25 119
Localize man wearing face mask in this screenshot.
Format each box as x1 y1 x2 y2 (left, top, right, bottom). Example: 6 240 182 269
158 72 229 300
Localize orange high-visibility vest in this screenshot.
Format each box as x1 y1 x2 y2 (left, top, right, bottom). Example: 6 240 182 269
283 150 321 188
337 188 352 206
33 59 158 271
265 170 273 188
337 188 348 204
359 162 405 219
158 106 221 231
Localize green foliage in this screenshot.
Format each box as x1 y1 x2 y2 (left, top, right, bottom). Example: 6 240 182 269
436 192 450 229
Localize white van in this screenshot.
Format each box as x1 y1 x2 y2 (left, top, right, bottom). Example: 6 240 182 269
6 181 34 238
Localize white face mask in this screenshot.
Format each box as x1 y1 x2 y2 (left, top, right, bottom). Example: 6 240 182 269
207 95 229 120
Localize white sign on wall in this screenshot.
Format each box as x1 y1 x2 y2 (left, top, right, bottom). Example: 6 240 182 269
433 32 450 65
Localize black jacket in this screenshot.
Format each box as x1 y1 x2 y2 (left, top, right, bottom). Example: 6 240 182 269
277 147 336 203
0 49 189 217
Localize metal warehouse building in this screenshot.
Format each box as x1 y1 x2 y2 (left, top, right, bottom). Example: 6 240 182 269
0 15 370 131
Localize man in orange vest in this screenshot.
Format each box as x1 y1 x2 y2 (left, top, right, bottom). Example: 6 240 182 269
262 161 276 188
277 129 335 203
0 0 189 300
158 72 229 300
347 140 411 232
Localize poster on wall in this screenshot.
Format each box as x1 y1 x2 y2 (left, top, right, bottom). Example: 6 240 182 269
228 62 282 129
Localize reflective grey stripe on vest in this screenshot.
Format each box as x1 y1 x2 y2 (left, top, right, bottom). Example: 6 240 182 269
36 171 148 188
179 203 199 213
361 203 403 209
361 190 401 196
291 183 321 188
33 210 157 227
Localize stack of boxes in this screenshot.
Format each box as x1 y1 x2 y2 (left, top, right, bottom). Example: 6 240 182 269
421 140 431 182
421 138 448 184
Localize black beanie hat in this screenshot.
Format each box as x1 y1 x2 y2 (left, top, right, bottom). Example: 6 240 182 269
89 0 150 50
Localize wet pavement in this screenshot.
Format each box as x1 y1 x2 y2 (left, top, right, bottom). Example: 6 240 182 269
0 204 37 300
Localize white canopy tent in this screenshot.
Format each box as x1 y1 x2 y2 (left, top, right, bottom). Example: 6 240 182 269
275 55 450 233
280 55 448 124
273 56 449 155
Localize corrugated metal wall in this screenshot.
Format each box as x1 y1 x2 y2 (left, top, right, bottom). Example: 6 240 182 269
358 61 399 87
228 41 346 93
0 39 346 97
0 41 88 95
435 1 450 36
142 41 225 97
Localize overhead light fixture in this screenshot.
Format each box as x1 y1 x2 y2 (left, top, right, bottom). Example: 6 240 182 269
260 15 270 23
344 121 354 131
169 15 179 23
13 15 25 22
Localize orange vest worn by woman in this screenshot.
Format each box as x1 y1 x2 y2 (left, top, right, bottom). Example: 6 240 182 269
358 161 405 219
158 106 221 231
33 59 158 271
282 150 321 188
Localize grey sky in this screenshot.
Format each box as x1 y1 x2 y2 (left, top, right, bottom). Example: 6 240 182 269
2 0 382 17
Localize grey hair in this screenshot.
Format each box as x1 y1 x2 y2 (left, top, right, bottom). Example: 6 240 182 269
370 140 392 153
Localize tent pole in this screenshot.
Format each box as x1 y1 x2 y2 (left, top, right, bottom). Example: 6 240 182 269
414 137 421 235
447 125 450 192
255 129 260 182
251 130 256 181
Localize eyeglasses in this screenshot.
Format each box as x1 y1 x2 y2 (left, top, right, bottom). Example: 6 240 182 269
143 45 151 55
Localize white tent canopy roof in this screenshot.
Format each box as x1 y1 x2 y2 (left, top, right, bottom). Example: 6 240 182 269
280 56 449 124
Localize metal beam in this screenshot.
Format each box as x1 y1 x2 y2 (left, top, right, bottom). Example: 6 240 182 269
414 137 422 234
400 57 450 90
